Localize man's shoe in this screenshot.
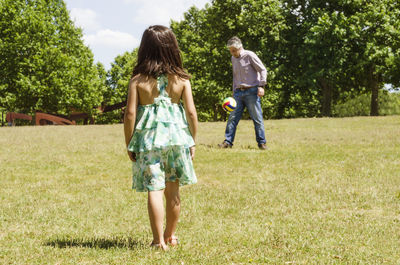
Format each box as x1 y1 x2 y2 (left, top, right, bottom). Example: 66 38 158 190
258 143 267 150
218 141 232 148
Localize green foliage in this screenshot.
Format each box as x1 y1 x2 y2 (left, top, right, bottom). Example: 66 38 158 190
333 93 372 117
94 49 138 124
105 49 138 105
95 109 124 125
0 0 105 116
172 0 285 121
0 108 6 126
276 0 400 117
333 91 400 117
171 0 400 120
2 0 400 122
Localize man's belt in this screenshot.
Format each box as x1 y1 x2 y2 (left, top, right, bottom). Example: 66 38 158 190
236 85 254 91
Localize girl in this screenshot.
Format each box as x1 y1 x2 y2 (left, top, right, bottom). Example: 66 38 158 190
124 25 198 250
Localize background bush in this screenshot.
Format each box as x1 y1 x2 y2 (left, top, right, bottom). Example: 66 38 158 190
333 91 400 117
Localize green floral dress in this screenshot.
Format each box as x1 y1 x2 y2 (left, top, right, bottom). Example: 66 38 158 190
127 74 197 192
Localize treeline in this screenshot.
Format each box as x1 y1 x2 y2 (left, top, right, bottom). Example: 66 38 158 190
171 0 400 120
1 0 400 124
0 0 103 116
0 0 135 124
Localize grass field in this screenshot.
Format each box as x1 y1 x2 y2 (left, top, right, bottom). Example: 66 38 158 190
1 116 400 264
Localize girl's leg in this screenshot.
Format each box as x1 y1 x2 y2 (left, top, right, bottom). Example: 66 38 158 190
164 180 180 244
147 190 167 248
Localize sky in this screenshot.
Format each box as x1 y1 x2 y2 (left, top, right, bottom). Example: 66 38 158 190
64 0 210 70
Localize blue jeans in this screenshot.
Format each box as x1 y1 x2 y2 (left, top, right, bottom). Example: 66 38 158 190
224 86 266 145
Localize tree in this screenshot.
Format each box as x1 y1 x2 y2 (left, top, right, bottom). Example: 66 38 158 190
105 49 138 105
347 0 400 115
95 49 137 124
281 0 400 117
0 0 104 116
172 5 228 121
172 0 400 120
172 0 285 121
275 0 322 118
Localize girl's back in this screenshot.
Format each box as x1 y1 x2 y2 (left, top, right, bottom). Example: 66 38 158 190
127 71 195 154
133 74 188 105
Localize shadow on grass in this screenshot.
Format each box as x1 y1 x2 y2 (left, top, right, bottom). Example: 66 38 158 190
199 143 261 150
45 236 145 250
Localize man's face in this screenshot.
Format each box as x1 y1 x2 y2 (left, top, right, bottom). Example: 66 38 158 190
229 46 241 58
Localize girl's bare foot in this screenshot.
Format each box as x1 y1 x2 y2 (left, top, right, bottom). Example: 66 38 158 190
165 236 179 247
150 241 168 251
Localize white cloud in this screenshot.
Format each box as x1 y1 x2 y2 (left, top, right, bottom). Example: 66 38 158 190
83 29 139 49
123 0 210 25
64 0 210 69
70 8 101 32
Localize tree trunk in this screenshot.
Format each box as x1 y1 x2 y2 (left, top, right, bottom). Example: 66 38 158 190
368 65 379 116
318 77 332 117
277 88 290 119
221 107 227 121
213 103 218 121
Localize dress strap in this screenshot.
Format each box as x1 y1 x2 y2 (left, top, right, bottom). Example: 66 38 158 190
157 74 169 97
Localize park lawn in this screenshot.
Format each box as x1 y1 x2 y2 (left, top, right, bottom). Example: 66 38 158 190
0 116 399 264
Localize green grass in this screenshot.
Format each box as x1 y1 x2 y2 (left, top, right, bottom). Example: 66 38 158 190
1 116 400 264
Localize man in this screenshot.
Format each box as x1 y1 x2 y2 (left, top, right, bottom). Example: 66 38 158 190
219 36 267 150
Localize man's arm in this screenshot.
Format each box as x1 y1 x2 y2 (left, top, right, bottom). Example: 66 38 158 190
249 52 267 97
249 52 267 87
231 56 235 95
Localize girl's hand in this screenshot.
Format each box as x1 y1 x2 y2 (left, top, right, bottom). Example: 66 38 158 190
189 146 195 160
127 151 136 162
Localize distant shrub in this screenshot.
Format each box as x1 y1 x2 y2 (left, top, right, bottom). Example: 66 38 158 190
95 110 124 124
381 92 400 115
333 91 400 117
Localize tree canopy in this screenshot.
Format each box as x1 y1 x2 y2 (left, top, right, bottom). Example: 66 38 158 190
1 0 399 122
0 0 104 115
172 0 400 119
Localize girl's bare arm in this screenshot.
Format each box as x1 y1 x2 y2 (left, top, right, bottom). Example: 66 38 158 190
124 78 139 158
182 79 198 142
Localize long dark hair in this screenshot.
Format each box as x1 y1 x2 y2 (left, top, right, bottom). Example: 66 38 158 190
132 25 190 79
